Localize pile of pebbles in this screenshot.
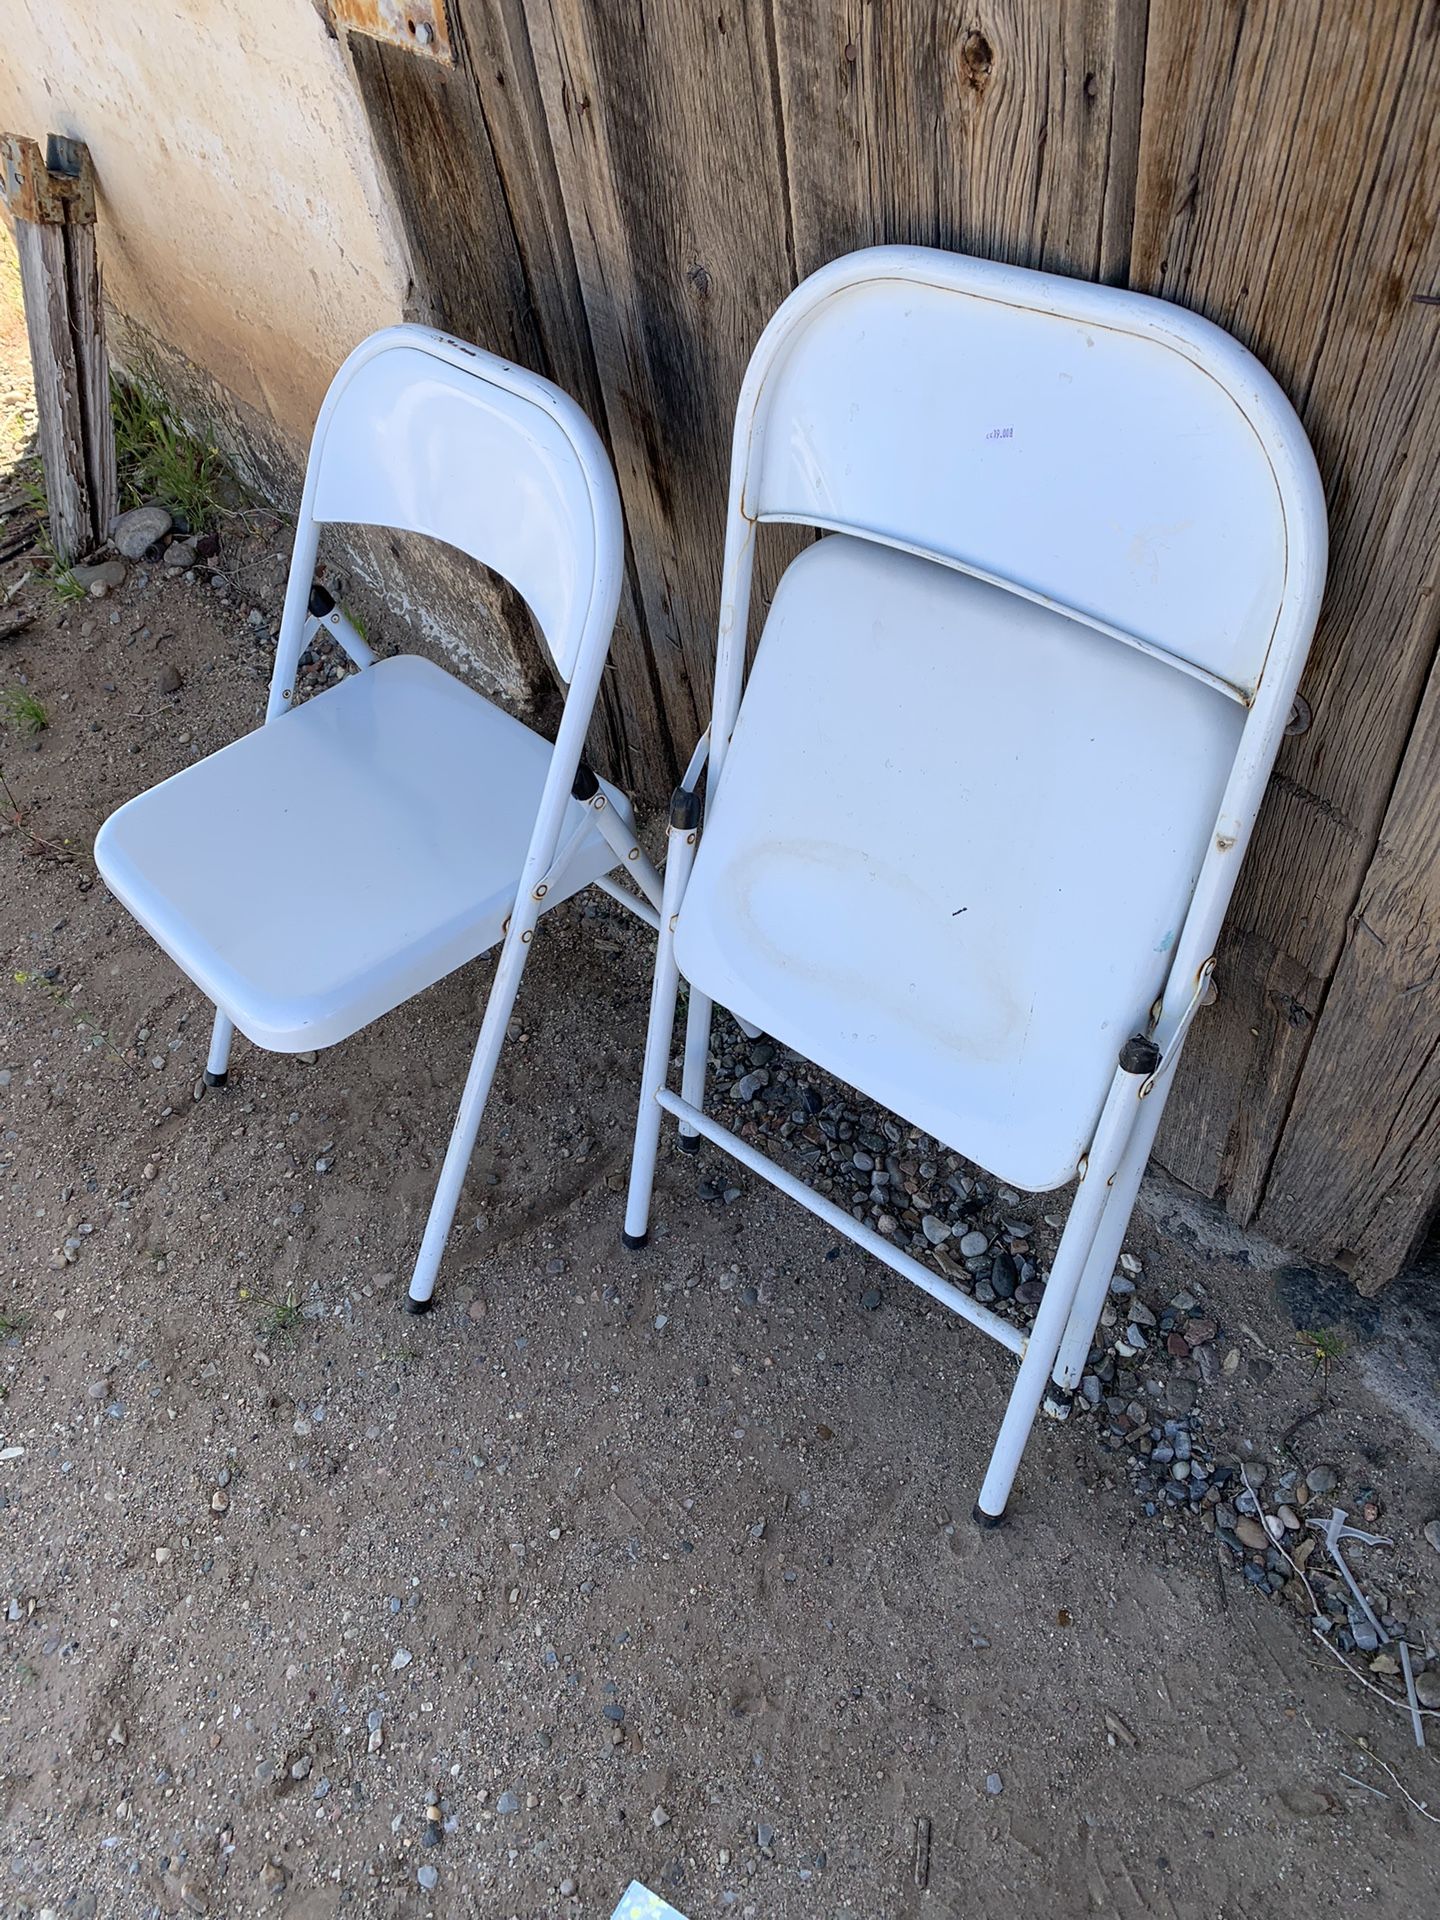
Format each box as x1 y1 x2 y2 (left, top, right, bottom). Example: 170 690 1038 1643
704 1023 1437 1693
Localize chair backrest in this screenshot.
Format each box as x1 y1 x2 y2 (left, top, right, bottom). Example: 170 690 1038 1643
729 248 1324 701
708 246 1327 1046
266 325 625 916
273 326 623 701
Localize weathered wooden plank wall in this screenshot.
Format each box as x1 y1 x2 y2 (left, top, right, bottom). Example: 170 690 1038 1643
345 0 1440 1289
1131 0 1440 1287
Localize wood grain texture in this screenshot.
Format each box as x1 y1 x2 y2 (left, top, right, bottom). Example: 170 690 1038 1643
65 213 117 544
772 0 1149 281
524 0 800 760
452 0 672 793
347 13 670 788
4 135 114 563
13 217 90 563
1132 0 1440 1259
1259 641 1440 1290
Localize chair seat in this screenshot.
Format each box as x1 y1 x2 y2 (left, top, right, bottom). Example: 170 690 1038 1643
95 655 622 1052
674 536 1246 1191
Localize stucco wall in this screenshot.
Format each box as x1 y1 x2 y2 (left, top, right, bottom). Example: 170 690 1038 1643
0 0 406 440
0 1 539 706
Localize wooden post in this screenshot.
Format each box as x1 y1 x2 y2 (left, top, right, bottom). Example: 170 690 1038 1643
0 133 116 564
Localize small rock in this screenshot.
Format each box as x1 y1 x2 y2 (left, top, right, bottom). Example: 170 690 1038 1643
860 1287 882 1312
417 1864 438 1892
990 1249 1018 1297
111 504 173 559
559 1878 577 1897
72 559 126 593
1307 1465 1339 1496
921 1215 950 1246
259 1861 286 1894
391 1648 413 1670
496 1789 519 1815
1235 1516 1268 1551
165 541 197 569
155 662 183 694
984 1772 1003 1795
756 1822 775 1848
959 1230 989 1259
210 1489 229 1513
1415 1670 1440 1710
651 1805 670 1828
289 1754 312 1780
1422 1517 1440 1556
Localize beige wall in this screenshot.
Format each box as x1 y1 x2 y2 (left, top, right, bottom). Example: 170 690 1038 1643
0 0 408 442
0 2 541 704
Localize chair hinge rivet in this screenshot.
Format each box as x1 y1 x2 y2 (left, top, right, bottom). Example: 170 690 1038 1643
521 929 533 943
534 883 548 898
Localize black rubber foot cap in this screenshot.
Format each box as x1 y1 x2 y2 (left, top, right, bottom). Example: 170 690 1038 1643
402 1294 434 1316
677 1133 700 1154
972 1503 1007 1530
203 1070 228 1088
622 1230 649 1250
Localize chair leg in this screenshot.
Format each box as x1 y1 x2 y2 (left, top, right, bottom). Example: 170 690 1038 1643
974 1051 1153 1525
624 810 698 1245
204 1011 234 1088
405 921 534 1313
677 989 713 1151
1044 1090 1168 1416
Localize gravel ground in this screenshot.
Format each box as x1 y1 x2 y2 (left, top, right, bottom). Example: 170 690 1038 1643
2 244 1439 1920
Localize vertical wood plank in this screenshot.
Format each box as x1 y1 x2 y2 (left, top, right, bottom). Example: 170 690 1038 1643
453 0 674 793
1131 1 1440 1252
524 0 800 757
1258 640 1440 1291
2 135 114 564
11 216 90 561
772 0 1149 283
344 13 673 790
65 207 117 543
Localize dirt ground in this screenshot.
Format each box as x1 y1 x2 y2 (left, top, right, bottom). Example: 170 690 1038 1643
2 244 1440 1920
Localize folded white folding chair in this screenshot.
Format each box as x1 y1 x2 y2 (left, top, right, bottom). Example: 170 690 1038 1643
624 246 1327 1524
96 325 662 1312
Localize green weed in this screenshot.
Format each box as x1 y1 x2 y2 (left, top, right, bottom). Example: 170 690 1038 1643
257 1292 303 1344
0 686 47 734
111 375 232 531
1297 1326 1345 1380
17 469 83 601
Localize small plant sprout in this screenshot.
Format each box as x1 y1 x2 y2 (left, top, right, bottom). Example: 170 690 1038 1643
258 1292 303 1344
1 687 48 735
18 469 84 602
1297 1325 1345 1380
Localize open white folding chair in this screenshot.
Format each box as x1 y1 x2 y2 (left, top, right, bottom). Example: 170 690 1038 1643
96 325 662 1312
624 246 1327 1524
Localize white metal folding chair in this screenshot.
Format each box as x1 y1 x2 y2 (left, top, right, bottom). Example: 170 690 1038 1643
96 325 662 1312
624 247 1327 1523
